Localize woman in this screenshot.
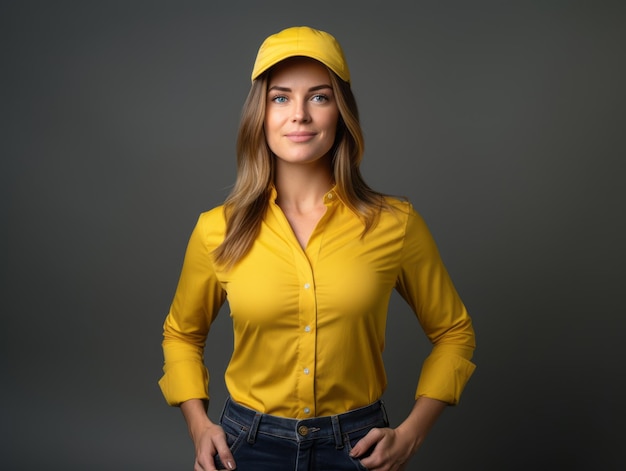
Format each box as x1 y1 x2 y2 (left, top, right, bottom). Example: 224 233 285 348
159 26 476 471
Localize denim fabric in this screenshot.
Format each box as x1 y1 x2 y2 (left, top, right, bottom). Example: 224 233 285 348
214 397 389 471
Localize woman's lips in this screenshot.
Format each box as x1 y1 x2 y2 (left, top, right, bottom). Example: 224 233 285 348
285 132 316 143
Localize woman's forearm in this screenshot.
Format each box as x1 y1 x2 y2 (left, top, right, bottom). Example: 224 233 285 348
396 396 448 453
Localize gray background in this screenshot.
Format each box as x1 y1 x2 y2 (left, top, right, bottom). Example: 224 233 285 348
2 0 625 469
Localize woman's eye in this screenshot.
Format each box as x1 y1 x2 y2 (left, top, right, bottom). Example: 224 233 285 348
271 95 288 104
312 94 328 103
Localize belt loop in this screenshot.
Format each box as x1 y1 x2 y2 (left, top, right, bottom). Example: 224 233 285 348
247 412 262 444
379 400 389 427
331 415 343 449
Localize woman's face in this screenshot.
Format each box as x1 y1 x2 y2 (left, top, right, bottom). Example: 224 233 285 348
264 58 339 167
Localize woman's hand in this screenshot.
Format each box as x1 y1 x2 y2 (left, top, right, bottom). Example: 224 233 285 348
191 422 235 471
350 397 447 470
350 426 416 471
180 399 236 471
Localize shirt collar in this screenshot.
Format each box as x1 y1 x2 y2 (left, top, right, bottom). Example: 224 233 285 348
269 185 340 206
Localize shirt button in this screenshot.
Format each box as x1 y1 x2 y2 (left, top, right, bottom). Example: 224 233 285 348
303 407 311 415
304 325 311 333
303 368 310 375
327 192 334 199
304 283 310 289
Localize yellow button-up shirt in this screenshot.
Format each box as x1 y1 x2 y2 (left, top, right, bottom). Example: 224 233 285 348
159 189 476 418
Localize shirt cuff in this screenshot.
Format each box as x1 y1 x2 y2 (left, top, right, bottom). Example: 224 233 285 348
415 351 476 405
158 360 209 406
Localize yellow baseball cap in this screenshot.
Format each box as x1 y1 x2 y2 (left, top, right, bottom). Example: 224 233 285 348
251 26 350 83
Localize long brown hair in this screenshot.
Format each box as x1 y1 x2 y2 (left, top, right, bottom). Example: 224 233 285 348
213 66 388 268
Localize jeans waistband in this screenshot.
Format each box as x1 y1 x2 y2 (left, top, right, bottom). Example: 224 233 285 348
219 397 388 449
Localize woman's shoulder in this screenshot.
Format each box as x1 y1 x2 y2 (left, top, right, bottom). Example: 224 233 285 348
382 195 418 218
195 204 227 235
199 204 226 219
383 195 411 210
380 195 428 230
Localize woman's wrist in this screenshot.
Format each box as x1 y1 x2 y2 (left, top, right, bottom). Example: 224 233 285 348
180 398 214 441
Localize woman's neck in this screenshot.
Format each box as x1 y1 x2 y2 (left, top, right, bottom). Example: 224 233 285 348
274 158 334 213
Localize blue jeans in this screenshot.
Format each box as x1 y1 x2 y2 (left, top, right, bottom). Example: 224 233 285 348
214 397 389 471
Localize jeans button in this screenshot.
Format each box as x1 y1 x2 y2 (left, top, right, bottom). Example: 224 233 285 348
298 425 309 436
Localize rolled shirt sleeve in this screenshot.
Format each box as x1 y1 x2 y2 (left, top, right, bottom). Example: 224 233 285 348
158 211 227 406
395 206 476 405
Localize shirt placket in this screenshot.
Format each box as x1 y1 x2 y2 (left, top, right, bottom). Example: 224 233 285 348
295 193 334 417
295 253 317 417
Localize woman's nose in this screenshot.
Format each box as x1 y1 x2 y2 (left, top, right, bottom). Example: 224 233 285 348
291 101 310 122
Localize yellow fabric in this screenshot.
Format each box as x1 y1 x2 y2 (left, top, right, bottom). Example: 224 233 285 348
159 188 476 418
251 26 350 82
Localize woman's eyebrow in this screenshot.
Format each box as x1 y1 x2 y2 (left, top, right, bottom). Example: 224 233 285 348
268 84 332 92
